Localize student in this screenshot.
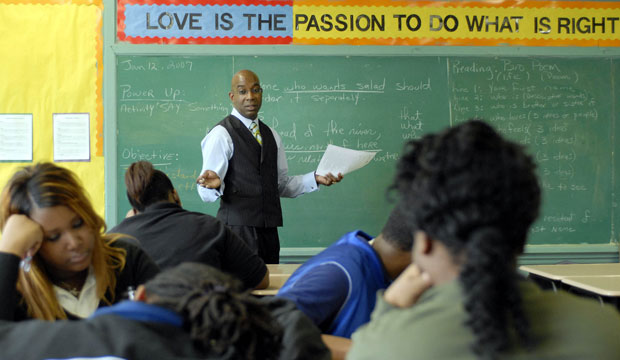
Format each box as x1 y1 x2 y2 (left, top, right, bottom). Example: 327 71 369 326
109 160 269 290
276 206 413 339
0 258 331 360
347 120 620 359
196 69 343 264
0 162 159 320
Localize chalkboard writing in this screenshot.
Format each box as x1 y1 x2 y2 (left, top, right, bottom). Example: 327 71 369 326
448 57 613 244
116 55 617 247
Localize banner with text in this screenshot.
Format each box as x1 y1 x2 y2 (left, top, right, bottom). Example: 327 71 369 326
117 0 620 46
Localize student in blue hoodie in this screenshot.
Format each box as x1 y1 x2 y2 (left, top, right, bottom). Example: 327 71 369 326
277 205 413 340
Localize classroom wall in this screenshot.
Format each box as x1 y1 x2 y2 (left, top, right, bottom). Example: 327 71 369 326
0 1 105 220
3 0 614 263
103 1 620 263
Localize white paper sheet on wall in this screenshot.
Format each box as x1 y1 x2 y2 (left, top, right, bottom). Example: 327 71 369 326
0 114 33 161
53 113 91 162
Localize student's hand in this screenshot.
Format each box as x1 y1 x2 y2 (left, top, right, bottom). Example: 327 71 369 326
0 214 43 258
315 172 343 186
321 334 352 360
196 170 222 189
384 264 432 308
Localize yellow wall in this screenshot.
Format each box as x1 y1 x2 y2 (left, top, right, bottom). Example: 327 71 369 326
0 1 105 219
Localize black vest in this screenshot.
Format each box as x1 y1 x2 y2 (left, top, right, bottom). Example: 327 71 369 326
216 115 282 227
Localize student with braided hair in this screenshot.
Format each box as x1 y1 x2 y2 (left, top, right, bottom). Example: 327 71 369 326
109 160 269 290
0 259 330 360
348 120 620 360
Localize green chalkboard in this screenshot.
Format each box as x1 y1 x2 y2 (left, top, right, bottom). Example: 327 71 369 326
116 55 617 247
448 57 615 245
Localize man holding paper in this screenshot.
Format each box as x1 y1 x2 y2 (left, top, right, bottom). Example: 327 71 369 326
196 70 343 263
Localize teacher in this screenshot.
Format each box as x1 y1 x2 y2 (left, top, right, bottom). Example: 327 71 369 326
197 70 342 264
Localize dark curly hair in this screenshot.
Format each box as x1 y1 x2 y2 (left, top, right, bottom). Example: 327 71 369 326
394 120 541 359
144 262 283 360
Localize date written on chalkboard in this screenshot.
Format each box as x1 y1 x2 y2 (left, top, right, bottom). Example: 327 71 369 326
119 59 193 72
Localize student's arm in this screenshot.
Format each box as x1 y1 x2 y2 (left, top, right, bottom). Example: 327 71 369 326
321 334 352 360
383 264 432 308
112 239 160 300
220 227 269 290
0 214 43 258
261 296 332 360
0 253 22 321
125 241 160 284
276 263 349 328
0 215 44 321
256 267 270 289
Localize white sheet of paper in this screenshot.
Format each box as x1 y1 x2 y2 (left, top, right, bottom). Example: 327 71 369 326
53 113 91 161
316 144 377 176
0 114 33 161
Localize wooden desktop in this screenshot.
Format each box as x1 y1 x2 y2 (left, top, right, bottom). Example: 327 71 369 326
252 263 302 296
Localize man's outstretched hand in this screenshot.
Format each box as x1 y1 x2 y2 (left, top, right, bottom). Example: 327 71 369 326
315 172 343 186
196 170 222 189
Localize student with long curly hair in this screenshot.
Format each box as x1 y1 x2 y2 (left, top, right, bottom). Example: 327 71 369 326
347 120 620 359
0 162 159 320
0 257 329 359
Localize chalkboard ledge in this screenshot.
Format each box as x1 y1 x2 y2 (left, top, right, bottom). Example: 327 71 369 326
521 244 619 265
280 244 620 265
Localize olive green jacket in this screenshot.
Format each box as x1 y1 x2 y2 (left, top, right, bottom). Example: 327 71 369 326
348 279 620 360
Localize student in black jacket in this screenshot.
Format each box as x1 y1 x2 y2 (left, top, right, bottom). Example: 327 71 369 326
0 162 159 320
109 160 269 289
0 257 330 360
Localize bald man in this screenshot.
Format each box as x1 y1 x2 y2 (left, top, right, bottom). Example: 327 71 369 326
197 70 342 263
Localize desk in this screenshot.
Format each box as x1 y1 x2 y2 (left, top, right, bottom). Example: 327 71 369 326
561 275 620 310
520 264 620 310
561 275 620 297
252 263 301 296
520 263 620 281
519 263 620 292
266 263 302 275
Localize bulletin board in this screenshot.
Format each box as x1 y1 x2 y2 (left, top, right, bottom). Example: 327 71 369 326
0 0 105 218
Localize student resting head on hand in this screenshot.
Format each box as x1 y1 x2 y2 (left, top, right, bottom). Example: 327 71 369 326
347 120 620 360
0 162 159 320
